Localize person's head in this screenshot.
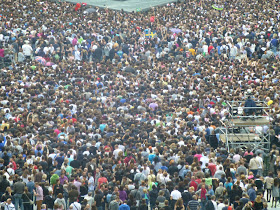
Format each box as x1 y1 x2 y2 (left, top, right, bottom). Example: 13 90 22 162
6 198 12 204
175 198 183 207
189 186 194 192
255 195 262 203
224 199 229 205
192 195 197 200
57 193 63 199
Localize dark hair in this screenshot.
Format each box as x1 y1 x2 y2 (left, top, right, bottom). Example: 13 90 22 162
57 193 63 199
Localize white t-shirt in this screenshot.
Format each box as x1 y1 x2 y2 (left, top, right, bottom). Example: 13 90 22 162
71 202 81 210
113 148 123 159
22 44 33 56
88 176 95 191
212 200 218 210
217 203 225 210
256 156 263 169
170 190 182 200
200 156 209 169
74 50 81 60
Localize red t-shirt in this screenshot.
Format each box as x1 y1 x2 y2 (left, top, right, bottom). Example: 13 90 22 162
195 178 202 184
208 163 217 176
189 180 198 191
208 45 214 54
98 177 108 189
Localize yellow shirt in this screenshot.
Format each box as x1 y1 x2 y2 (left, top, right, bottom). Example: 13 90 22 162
1 123 9 130
189 48 196 56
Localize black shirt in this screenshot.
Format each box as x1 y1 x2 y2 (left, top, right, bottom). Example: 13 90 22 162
94 193 104 207
164 206 172 210
39 161 48 172
53 184 63 197
70 159 81 169
186 155 193 165
0 179 10 193
181 191 192 206
139 204 148 210
255 179 263 191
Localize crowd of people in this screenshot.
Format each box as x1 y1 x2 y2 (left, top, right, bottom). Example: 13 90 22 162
0 0 280 210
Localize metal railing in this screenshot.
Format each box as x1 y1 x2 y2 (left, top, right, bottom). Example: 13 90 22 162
221 100 271 152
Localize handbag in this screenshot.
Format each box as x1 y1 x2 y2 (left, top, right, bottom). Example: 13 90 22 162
24 193 34 205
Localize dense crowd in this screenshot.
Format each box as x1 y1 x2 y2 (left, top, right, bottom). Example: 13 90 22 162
1 0 280 210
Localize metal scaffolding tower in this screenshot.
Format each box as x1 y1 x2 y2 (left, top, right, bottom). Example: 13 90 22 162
220 100 271 152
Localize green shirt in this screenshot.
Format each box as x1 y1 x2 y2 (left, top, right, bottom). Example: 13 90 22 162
205 178 212 186
66 165 73 178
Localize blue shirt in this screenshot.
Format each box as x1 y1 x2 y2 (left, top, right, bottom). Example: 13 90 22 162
99 124 107 132
225 182 233 191
26 181 35 193
217 46 221 55
208 189 214 196
0 136 6 151
148 154 156 163
119 204 130 210
271 38 278 47
205 127 211 136
248 188 256 201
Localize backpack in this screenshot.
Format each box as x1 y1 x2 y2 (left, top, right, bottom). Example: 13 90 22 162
226 45 231 55
129 170 136 181
45 195 55 209
63 188 68 198
109 200 119 210
210 47 215 56
205 200 215 210
106 193 112 203
55 199 65 208
162 189 170 201
226 183 231 193
135 173 143 183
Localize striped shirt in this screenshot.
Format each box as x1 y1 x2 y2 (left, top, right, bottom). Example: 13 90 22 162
187 200 200 210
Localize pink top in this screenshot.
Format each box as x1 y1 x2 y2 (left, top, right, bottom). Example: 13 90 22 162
0 49 4 58
54 129 60 135
244 151 253 156
194 154 203 161
36 186 43 201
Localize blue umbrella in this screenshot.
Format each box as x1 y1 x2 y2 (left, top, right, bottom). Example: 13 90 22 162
120 98 126 103
170 28 182 33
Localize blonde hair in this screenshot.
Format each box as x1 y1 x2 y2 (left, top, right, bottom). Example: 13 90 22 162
255 195 262 203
